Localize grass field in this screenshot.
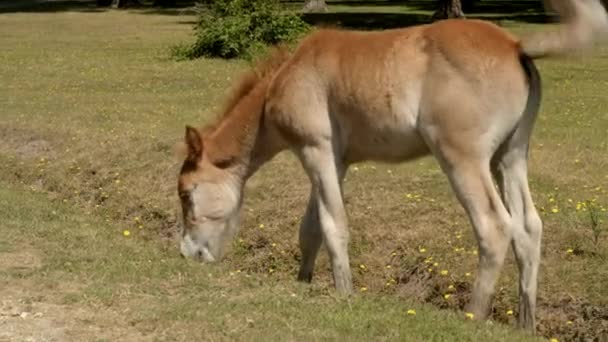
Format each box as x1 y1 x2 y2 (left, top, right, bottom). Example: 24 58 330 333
0 3 607 341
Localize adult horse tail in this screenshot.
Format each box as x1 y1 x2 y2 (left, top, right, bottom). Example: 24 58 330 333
520 0 608 59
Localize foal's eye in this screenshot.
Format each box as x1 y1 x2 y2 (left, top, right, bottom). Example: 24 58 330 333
178 191 190 201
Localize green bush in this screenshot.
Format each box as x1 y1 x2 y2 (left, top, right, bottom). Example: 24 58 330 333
174 0 310 59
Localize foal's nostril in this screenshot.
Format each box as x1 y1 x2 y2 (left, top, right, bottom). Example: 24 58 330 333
196 250 204 260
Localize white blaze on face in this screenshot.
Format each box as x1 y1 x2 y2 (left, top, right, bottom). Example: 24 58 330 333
180 232 217 262
179 178 242 263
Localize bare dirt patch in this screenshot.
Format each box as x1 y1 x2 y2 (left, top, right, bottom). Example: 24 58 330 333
0 125 54 160
0 286 151 342
0 249 42 271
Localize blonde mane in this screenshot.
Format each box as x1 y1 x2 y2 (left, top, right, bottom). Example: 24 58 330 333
209 46 292 133
176 46 291 161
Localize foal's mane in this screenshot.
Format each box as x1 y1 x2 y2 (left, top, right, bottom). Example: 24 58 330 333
205 46 291 133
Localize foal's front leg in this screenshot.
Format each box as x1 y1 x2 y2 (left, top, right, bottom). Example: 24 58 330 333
298 165 347 283
298 144 352 294
297 192 321 282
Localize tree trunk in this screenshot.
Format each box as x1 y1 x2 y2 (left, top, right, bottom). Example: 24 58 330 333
302 0 328 13
432 0 465 20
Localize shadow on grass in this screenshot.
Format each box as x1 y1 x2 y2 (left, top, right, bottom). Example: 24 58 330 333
1 0 554 29
0 0 104 13
0 0 195 14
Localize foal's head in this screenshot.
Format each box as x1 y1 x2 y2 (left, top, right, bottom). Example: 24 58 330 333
177 47 291 262
177 126 242 262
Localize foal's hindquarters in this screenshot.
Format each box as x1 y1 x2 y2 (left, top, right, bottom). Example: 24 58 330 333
266 20 542 329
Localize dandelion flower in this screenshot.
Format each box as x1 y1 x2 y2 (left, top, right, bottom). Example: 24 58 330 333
433 262 439 267
259 223 265 229
407 309 416 316
448 285 455 290
419 247 427 253
443 294 451 299
551 208 559 213
359 264 366 270
566 248 574 254
566 320 573 325
440 270 449 276
550 338 559 342
360 287 368 292
465 272 472 277
465 312 475 320
123 230 131 237
506 310 513 315
386 265 392 269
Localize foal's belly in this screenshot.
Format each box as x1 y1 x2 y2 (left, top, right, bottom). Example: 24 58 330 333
342 111 430 164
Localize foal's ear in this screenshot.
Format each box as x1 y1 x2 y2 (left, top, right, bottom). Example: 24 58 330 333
185 125 203 160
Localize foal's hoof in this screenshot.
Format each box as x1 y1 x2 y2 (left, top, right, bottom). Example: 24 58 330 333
297 271 313 283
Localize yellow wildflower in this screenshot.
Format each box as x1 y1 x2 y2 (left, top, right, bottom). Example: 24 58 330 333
551 208 559 213
360 287 368 292
443 294 451 299
123 230 131 237
465 312 475 320
440 270 448 276
359 264 366 270
566 248 574 254
419 247 427 253
506 310 513 315
407 309 416 316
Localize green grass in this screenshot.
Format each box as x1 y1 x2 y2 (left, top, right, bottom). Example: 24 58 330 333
0 5 606 341
0 181 541 341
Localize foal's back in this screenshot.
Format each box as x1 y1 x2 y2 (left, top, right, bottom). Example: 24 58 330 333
266 20 529 163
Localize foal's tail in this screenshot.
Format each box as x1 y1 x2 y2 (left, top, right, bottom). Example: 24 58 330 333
520 0 608 59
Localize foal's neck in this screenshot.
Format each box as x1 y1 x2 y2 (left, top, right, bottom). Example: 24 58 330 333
209 80 285 182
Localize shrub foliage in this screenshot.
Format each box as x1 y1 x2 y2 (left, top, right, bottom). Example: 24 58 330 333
175 0 310 59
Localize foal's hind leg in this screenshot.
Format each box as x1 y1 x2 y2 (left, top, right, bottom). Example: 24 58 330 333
298 165 346 283
492 142 542 331
428 144 513 319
